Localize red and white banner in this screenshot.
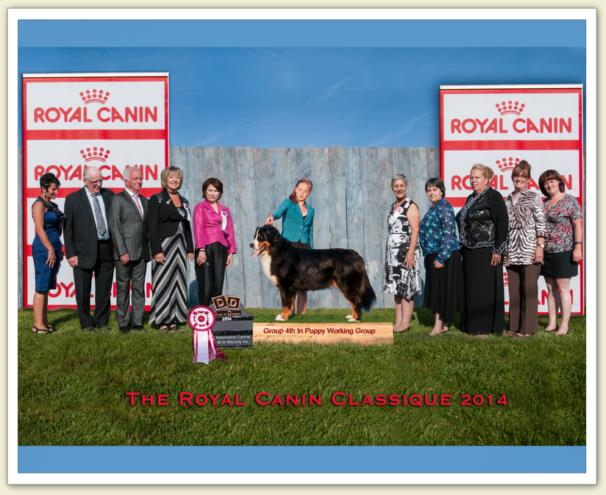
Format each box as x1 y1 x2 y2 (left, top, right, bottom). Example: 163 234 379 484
440 85 584 315
22 73 169 308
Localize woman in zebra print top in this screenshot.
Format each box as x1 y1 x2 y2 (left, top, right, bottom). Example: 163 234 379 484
504 160 546 337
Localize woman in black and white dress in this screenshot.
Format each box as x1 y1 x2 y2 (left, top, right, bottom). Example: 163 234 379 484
384 174 422 332
147 166 195 331
503 160 546 337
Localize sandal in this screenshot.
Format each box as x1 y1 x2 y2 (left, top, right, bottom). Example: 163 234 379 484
394 326 410 333
544 327 557 333
45 323 56 333
169 323 178 331
158 324 170 332
31 326 50 335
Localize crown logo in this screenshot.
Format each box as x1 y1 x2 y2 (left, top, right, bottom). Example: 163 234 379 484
495 100 525 116
79 89 110 104
80 147 111 163
496 157 521 173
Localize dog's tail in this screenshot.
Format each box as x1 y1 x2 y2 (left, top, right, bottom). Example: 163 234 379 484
360 269 376 311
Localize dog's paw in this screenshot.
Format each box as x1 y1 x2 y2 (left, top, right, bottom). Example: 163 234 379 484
275 314 287 321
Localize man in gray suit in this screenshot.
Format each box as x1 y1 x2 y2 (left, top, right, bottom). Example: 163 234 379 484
108 166 150 332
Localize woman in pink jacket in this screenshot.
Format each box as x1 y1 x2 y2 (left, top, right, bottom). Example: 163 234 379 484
193 177 237 306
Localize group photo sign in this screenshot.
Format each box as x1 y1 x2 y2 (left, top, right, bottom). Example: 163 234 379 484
440 85 584 314
22 73 169 308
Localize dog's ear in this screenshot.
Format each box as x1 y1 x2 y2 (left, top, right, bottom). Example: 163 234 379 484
267 225 280 243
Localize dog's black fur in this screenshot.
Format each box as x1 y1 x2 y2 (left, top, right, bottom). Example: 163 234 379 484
250 225 376 321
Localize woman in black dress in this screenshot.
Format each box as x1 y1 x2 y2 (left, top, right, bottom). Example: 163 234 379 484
456 164 508 335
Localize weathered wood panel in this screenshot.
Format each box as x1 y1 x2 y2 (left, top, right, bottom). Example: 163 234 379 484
172 146 439 309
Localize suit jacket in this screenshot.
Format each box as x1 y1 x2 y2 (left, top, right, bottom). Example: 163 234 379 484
146 189 194 256
272 198 315 247
108 189 150 262
64 187 114 269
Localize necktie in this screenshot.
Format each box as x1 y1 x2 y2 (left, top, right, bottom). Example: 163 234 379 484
132 193 144 218
92 193 108 239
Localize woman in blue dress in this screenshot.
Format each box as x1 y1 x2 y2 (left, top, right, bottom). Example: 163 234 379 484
31 173 64 334
265 178 314 315
419 178 464 336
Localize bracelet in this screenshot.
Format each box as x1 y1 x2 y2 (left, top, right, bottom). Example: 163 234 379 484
574 241 583 245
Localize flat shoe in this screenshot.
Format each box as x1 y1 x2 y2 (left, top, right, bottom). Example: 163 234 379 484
158 325 170 332
31 326 49 335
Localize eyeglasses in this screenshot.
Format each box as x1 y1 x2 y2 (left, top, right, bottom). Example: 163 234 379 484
87 179 103 184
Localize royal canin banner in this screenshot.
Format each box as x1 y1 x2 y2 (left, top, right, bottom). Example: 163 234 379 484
22 73 169 308
440 85 584 315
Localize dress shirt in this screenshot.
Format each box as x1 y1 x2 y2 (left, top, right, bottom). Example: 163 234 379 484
127 189 144 218
85 188 110 240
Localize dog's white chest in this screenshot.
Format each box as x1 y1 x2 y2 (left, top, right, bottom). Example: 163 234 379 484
260 254 279 286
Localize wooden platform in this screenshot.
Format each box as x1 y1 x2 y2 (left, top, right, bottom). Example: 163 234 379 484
253 322 393 345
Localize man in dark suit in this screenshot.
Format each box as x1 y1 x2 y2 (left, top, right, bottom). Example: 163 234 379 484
108 166 150 333
64 166 114 331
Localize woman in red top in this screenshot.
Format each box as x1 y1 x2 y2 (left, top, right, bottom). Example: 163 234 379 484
193 178 237 307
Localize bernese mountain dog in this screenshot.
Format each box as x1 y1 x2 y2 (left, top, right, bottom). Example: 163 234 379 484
250 225 376 321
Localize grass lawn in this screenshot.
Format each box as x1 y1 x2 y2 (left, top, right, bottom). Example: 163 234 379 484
18 308 586 446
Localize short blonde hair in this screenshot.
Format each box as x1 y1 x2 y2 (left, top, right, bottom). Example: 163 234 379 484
160 166 183 190
470 163 494 180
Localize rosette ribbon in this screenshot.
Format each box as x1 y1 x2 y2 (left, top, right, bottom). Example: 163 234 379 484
188 306 225 365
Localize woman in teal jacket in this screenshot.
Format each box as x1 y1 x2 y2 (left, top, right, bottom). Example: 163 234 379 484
265 178 315 314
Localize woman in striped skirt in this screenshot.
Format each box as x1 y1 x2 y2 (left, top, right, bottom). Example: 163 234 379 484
147 166 194 331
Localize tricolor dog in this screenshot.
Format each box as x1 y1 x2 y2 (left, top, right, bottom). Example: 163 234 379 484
250 225 376 321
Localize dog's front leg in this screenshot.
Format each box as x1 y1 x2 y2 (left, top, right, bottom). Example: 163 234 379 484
276 289 295 321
